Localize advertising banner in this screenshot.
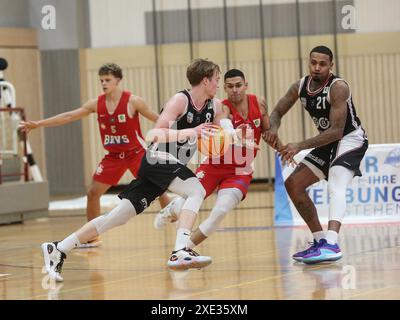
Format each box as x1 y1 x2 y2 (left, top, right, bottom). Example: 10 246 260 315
274 144 400 225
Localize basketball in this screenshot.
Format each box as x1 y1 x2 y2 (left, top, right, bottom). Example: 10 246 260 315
198 126 230 158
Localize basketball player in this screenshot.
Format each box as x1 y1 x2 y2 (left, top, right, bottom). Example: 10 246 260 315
264 46 368 264
154 69 270 249
41 59 230 281
19 63 170 247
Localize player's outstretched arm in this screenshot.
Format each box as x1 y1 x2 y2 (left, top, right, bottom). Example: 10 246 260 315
258 96 270 133
19 99 96 133
256 96 285 150
263 81 300 149
130 95 158 123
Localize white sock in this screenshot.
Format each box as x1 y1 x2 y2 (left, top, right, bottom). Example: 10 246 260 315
313 231 325 242
325 230 339 245
57 233 81 253
175 228 191 251
186 238 196 249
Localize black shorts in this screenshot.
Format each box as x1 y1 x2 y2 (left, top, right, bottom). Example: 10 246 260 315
118 153 195 213
302 127 368 180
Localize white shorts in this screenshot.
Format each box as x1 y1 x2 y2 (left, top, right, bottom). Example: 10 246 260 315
302 127 368 180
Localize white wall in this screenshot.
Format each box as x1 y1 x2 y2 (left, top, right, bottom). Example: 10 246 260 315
355 0 400 33
88 0 400 48
3 0 400 49
89 0 300 48
89 0 152 48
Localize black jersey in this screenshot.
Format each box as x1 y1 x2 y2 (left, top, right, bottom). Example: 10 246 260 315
151 89 215 165
298 74 362 136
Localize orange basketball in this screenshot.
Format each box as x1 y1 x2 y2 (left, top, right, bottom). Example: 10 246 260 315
198 126 230 158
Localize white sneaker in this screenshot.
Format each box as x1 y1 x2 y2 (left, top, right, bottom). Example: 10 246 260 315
41 242 66 282
74 238 102 249
154 197 179 230
167 248 212 270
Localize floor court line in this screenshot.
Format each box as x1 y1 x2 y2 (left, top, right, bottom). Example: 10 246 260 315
20 240 295 300
172 264 329 300
3 215 400 300
23 242 400 300
25 270 168 300
0 239 287 274
346 285 399 299
172 244 400 299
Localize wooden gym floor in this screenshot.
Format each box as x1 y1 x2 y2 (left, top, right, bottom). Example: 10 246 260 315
1 191 400 300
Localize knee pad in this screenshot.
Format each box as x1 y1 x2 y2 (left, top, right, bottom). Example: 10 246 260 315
327 187 347 223
181 186 206 214
328 166 354 223
199 188 242 236
169 177 206 214
92 199 136 234
218 188 242 204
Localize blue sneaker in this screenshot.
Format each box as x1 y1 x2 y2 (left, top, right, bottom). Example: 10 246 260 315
292 239 319 262
302 239 342 265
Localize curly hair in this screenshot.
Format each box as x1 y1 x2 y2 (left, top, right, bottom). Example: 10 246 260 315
98 63 123 79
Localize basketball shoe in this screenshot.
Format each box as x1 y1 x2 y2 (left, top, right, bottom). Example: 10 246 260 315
167 248 212 270
292 239 319 262
41 242 67 282
154 197 179 229
75 237 102 249
302 239 342 265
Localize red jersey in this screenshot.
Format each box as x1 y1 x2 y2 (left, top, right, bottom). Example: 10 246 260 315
221 94 263 169
97 90 145 153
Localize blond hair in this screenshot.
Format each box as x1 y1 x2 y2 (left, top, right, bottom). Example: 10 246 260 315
186 58 220 86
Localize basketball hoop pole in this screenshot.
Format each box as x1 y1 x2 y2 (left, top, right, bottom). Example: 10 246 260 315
20 109 29 182
0 153 2 184
0 78 43 182
0 107 29 182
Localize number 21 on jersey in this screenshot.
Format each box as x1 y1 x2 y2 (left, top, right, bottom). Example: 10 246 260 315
316 96 327 110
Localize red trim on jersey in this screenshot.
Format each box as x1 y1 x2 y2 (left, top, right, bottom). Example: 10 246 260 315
306 73 333 96
97 91 145 153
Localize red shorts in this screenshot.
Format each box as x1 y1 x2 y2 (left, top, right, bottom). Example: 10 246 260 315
93 148 146 185
195 163 253 200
